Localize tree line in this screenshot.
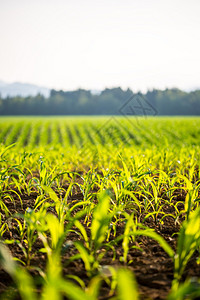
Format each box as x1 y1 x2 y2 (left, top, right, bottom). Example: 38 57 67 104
0 87 200 115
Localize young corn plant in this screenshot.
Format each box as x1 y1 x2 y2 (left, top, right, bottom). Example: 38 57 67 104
120 213 138 264
112 213 174 265
73 189 114 277
0 242 37 300
13 205 48 266
108 178 143 213
41 250 99 300
39 213 65 258
75 170 97 201
42 182 83 225
172 206 200 292
177 175 198 220
39 204 87 261
0 213 8 239
0 242 101 300
168 278 200 300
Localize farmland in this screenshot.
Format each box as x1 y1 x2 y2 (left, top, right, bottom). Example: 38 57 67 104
0 116 200 300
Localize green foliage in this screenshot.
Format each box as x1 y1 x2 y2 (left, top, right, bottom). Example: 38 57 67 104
1 87 200 115
168 278 200 300
91 190 111 251
117 268 139 300
0 117 200 299
172 207 200 291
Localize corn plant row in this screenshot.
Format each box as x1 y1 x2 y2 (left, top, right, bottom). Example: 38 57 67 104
0 117 200 149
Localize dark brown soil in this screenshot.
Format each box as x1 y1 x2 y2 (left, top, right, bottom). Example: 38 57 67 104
0 179 200 300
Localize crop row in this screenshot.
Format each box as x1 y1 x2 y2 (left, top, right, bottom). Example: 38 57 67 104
0 117 200 149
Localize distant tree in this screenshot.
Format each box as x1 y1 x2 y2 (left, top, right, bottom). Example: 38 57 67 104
0 88 200 116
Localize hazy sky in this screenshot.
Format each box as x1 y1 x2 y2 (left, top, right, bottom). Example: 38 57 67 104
0 0 200 92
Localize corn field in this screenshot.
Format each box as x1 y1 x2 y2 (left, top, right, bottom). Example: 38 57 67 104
0 116 200 300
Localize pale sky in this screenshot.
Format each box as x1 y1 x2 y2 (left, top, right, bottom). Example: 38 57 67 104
0 0 200 92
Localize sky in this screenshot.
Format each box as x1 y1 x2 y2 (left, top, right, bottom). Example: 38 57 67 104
0 0 200 92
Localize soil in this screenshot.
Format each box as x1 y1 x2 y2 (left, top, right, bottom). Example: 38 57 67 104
0 176 200 300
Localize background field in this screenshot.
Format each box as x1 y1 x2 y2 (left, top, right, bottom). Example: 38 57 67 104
1 116 200 149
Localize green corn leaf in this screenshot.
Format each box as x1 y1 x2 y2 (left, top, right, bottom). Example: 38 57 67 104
0 243 37 300
91 190 111 251
74 241 93 273
0 242 16 276
168 278 200 300
173 206 200 289
42 185 59 203
117 268 139 300
58 279 96 300
74 220 89 248
45 213 64 250
87 276 102 299
15 267 37 300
